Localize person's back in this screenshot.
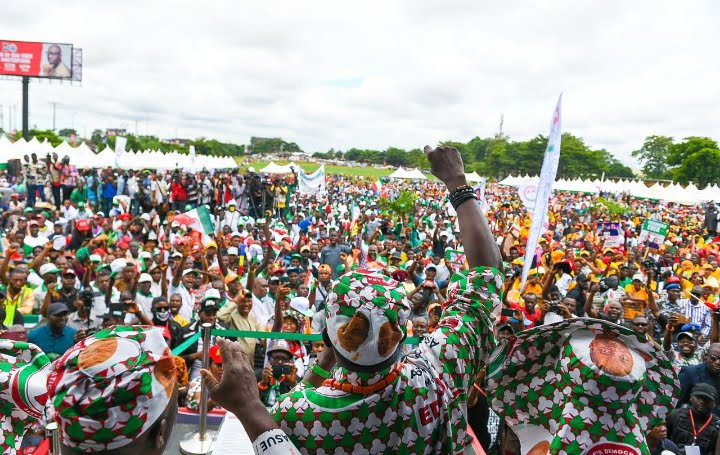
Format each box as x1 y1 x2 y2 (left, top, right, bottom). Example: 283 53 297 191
273 267 501 454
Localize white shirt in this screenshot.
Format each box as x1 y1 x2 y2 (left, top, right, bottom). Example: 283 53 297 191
252 293 275 329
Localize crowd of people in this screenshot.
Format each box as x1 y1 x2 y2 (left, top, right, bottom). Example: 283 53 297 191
0 145 719 454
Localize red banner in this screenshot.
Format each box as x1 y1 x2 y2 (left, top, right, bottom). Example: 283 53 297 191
0 40 73 79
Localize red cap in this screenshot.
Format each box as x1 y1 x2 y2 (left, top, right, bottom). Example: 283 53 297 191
209 345 222 364
28 220 39 227
76 219 90 231
118 213 132 221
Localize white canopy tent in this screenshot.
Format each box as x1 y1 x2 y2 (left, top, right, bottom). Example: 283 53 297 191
388 167 427 180
497 174 720 204
0 136 239 170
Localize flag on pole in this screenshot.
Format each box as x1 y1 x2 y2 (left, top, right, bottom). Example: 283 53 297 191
172 205 216 245
521 95 563 289
304 270 316 292
114 136 127 168
189 145 197 173
372 179 383 194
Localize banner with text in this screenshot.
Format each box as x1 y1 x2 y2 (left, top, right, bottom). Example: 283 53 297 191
0 40 73 79
299 164 326 194
521 95 563 289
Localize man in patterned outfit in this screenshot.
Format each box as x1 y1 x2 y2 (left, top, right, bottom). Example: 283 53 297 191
204 145 503 454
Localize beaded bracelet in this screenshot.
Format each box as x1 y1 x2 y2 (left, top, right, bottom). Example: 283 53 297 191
311 363 332 379
448 185 477 210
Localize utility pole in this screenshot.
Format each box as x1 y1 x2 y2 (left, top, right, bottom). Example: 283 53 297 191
22 77 29 139
498 113 504 136
51 102 58 131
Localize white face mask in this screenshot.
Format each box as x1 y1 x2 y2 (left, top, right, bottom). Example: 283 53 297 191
153 310 170 322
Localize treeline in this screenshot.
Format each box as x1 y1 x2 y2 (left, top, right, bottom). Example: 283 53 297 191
633 136 720 188
313 133 636 180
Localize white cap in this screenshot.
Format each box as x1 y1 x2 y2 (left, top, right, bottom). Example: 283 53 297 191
228 200 237 206
440 230 451 238
89 254 102 263
632 273 645 281
182 269 197 277
137 273 153 283
289 296 314 317
139 251 152 259
248 167 256 173
227 247 239 256
110 258 128 275
203 288 222 302
141 213 151 221
231 231 242 238
171 221 180 228
39 263 61 276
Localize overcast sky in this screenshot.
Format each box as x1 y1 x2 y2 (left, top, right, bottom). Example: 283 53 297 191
1 0 718 165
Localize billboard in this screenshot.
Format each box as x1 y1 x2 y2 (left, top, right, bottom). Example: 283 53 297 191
71 47 82 81
0 40 73 79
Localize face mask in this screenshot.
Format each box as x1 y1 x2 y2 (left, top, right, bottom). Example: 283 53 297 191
153 309 170 322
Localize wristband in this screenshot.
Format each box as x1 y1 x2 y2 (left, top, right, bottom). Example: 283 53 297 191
311 362 332 379
448 185 477 210
252 429 297 454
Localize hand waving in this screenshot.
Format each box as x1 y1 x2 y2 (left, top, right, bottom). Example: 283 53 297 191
200 337 260 414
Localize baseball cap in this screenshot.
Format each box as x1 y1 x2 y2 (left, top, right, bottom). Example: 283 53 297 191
632 274 644 282
691 383 717 402
76 219 90 231
39 264 61 276
266 339 294 357
227 247 239 256
576 273 590 283
47 302 70 316
137 273 152 283
676 331 696 342
61 268 76 277
182 269 198 277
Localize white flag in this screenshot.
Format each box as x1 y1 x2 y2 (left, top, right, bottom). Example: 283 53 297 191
189 145 197 172
299 164 326 194
114 136 127 168
521 95 562 289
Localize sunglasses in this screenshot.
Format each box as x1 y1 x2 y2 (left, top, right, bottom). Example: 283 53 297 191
154 307 169 313
633 322 648 327
709 354 720 363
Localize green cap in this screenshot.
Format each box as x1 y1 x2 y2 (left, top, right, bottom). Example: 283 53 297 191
76 247 90 263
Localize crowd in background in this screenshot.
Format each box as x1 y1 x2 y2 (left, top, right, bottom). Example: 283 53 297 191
2 152 720 453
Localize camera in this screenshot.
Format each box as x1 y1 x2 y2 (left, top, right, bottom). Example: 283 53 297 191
80 287 94 314
549 300 560 314
272 364 292 378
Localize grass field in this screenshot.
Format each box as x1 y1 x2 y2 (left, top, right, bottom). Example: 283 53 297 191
235 159 396 178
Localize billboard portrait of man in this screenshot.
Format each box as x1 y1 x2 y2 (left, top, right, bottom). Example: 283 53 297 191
41 43 71 78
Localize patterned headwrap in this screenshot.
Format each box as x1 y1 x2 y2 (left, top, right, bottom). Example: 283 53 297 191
0 340 52 455
325 270 411 366
487 319 678 455
47 326 178 452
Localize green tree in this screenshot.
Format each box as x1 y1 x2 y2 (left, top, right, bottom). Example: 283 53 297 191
57 128 77 138
384 147 410 167
28 129 62 147
670 138 720 188
631 135 673 179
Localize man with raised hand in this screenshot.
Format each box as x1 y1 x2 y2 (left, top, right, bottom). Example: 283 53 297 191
204 145 503 454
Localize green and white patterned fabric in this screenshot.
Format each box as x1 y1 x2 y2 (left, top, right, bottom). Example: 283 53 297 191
0 340 52 455
47 326 178 453
272 266 503 454
487 318 678 455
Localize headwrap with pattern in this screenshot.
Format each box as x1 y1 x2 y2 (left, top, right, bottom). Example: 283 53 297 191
0 340 52 455
325 270 411 366
487 318 678 455
47 326 177 452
